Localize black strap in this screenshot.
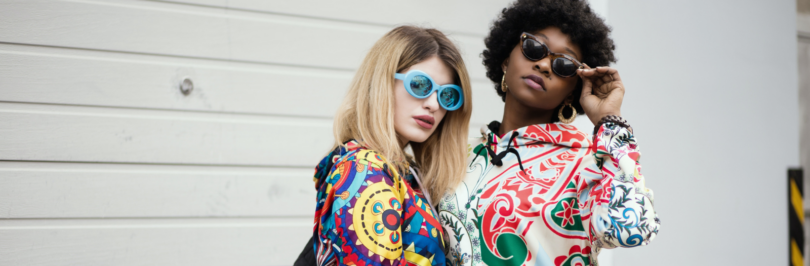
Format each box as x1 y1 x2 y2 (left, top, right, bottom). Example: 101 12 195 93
486 130 525 172
293 234 317 266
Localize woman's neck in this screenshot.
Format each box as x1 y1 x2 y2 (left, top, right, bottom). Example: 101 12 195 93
396 135 409 150
499 94 555 135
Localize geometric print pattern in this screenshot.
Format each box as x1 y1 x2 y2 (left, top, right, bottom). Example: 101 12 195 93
310 140 446 266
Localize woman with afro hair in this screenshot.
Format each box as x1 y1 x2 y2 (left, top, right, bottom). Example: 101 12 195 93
437 1 660 265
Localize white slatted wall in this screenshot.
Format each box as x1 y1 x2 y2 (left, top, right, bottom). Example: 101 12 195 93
0 0 510 265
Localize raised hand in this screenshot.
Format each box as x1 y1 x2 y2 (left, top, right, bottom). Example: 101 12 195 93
577 66 625 125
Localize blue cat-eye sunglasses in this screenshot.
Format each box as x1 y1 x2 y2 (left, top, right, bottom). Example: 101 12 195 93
394 70 464 111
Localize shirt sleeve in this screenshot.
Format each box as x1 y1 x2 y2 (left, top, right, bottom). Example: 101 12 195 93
583 123 660 249
314 150 408 266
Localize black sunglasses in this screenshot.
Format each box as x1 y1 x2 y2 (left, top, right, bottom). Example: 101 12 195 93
520 32 585 78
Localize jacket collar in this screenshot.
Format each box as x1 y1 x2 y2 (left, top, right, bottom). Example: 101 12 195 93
483 121 592 149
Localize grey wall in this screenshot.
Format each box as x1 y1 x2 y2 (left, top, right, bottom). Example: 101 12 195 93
606 0 799 265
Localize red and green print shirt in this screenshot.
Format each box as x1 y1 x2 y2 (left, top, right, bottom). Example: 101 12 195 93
439 122 659 266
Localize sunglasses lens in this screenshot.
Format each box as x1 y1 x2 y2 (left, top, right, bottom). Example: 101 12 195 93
438 88 461 108
553 58 578 77
522 39 547 60
409 75 433 96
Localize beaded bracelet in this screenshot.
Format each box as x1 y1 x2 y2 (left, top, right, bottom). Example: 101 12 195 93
593 115 633 135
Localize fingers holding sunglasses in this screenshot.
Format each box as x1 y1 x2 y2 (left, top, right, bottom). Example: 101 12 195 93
577 66 620 80
598 67 622 97
597 66 621 82
578 67 624 98
578 67 625 125
577 68 604 98
580 72 594 97
577 68 600 82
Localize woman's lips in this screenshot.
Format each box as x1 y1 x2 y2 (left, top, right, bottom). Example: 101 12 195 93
413 115 435 129
523 74 546 91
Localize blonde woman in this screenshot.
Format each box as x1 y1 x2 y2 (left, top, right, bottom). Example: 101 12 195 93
294 26 472 266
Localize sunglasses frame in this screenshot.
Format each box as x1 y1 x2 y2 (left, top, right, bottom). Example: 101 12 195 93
520 32 585 78
394 70 464 111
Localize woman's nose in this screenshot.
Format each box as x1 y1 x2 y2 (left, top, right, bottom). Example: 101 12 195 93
534 57 552 75
422 91 441 111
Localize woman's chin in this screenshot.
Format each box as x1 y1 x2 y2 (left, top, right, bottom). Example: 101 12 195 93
408 136 429 144
401 130 431 144
510 90 562 110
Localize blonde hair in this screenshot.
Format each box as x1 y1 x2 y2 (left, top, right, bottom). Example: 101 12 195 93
332 26 472 203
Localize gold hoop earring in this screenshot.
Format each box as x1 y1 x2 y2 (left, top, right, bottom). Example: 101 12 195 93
558 100 576 124
501 71 508 92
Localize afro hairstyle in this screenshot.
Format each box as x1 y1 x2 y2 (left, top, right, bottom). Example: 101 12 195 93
482 0 617 120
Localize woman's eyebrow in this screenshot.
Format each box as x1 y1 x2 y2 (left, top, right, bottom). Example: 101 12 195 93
564 48 580 61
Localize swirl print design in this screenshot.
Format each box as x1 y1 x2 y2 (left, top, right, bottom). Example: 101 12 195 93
310 141 446 266
439 122 660 266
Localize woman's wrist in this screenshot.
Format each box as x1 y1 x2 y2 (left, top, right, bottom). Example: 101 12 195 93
588 111 621 126
593 114 632 135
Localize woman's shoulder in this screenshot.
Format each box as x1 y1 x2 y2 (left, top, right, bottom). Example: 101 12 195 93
329 144 404 181
334 146 390 168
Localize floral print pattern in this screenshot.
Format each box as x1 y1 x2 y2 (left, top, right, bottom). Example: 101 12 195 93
439 122 659 266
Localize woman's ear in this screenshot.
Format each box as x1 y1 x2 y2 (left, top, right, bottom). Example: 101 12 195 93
564 93 575 104
501 59 509 72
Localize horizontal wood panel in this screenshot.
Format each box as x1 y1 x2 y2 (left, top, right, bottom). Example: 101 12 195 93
0 43 352 117
0 162 315 218
158 0 510 37
0 0 488 79
0 102 335 166
0 0 369 71
0 218 310 266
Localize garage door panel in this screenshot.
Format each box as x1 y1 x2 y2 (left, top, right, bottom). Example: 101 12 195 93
0 0 378 70
0 102 335 166
158 0 510 37
0 218 310 266
0 0 488 79
0 162 316 219
0 44 352 117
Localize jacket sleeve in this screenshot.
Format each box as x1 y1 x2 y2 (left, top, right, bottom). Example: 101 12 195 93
314 150 408 266
583 123 660 249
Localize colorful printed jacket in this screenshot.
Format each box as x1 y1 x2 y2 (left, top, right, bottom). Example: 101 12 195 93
438 122 660 266
311 140 447 266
